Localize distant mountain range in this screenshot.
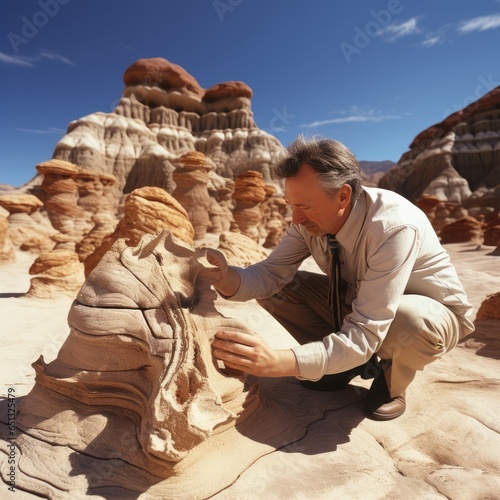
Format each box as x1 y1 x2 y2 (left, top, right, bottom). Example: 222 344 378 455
358 160 395 175
358 160 395 187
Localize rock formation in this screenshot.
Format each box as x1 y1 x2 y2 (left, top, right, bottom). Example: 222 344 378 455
476 292 500 320
380 86 500 204
0 214 14 264
49 57 284 195
83 186 194 275
439 216 484 245
207 171 235 234
35 159 85 245
26 249 85 299
0 193 56 253
217 231 269 267
172 151 214 240
11 230 325 498
232 170 267 242
260 183 290 247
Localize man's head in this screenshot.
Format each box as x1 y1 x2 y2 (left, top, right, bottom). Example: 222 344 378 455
273 136 362 236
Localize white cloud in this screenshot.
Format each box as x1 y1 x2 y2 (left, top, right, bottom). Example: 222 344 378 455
380 17 421 42
0 52 35 67
419 35 444 47
15 127 66 135
301 108 401 128
458 13 500 34
0 50 74 67
40 51 75 65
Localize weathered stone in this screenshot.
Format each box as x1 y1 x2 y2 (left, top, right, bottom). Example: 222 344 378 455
26 249 85 298
0 194 43 215
172 152 213 240
232 171 267 242
217 231 268 267
439 216 484 244
380 86 500 203
84 186 194 275
476 292 500 320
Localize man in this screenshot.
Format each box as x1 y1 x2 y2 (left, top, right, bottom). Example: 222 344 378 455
208 136 475 420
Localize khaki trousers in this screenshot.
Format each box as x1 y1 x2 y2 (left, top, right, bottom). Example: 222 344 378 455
256 271 462 397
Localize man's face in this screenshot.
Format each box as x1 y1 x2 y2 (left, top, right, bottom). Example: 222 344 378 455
284 163 351 236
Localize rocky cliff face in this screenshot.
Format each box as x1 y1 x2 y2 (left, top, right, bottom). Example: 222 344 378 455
380 86 500 205
52 57 284 194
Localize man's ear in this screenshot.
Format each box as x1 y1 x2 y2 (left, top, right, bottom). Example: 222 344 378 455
339 184 352 208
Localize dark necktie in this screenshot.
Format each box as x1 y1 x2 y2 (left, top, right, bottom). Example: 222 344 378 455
326 233 342 331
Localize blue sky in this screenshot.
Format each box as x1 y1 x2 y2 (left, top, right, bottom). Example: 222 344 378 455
1 0 499 187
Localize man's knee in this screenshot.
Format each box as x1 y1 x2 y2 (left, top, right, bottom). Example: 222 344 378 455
378 295 459 366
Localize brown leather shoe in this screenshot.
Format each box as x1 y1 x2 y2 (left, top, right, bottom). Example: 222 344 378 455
365 372 406 421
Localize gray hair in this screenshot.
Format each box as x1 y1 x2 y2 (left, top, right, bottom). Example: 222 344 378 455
273 135 362 202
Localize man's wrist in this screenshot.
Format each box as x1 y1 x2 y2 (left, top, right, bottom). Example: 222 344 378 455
275 349 300 377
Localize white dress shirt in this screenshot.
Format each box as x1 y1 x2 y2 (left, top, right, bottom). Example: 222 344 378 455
229 187 475 380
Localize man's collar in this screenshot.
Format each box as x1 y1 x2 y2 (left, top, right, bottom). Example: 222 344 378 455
335 189 367 254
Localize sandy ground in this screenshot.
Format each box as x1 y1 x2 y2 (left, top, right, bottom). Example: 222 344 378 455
0 242 499 499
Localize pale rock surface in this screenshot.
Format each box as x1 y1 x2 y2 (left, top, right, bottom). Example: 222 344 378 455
36 159 87 247
83 186 194 275
0 193 56 253
0 215 15 264
0 241 499 498
207 170 235 234
216 230 269 267
0 193 43 215
47 58 284 196
26 249 85 299
3 231 333 498
380 86 500 203
172 151 214 240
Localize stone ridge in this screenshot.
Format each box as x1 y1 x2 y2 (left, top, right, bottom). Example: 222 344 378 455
50 57 284 193
379 85 500 203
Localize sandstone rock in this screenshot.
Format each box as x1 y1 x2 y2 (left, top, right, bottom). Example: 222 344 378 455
45 58 284 196
439 216 484 244
26 249 85 298
483 220 500 252
84 186 194 275
0 194 56 253
207 171 235 234
232 170 267 242
217 231 268 267
172 151 213 240
263 219 285 248
0 215 15 264
476 292 500 320
36 159 86 244
0 193 43 215
380 86 500 203
12 230 326 498
75 213 117 262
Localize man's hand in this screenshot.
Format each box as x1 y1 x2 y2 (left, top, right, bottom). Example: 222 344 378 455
205 248 241 298
212 330 300 378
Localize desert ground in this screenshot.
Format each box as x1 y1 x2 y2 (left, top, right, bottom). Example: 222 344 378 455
0 241 499 499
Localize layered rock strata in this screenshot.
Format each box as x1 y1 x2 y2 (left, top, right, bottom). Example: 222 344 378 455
26 249 85 298
84 186 194 275
172 151 214 240
380 86 500 204
0 193 56 253
10 230 327 498
51 58 284 196
232 170 267 242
